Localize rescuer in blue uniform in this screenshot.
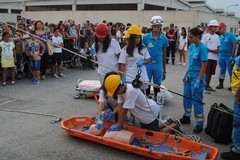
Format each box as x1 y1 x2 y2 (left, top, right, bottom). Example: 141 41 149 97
180 27 208 134
216 22 237 90
142 16 169 97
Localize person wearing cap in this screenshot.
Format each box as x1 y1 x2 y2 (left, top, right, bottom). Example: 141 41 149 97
216 22 237 91
201 20 221 93
104 74 181 133
118 25 150 90
221 56 240 160
142 16 169 98
92 23 121 84
166 23 178 65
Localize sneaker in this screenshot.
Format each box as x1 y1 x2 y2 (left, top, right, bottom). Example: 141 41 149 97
193 125 203 134
53 74 59 79
128 115 135 126
11 81 15 85
30 79 36 84
180 115 191 124
228 87 232 91
2 82 6 86
205 86 216 92
173 119 183 133
34 80 40 85
41 75 46 80
216 85 224 89
182 63 186 66
58 73 65 78
166 116 174 124
177 62 182 65
221 150 240 160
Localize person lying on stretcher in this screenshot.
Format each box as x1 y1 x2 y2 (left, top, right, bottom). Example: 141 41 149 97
96 72 182 133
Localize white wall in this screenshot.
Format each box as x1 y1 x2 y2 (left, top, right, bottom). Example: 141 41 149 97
0 13 20 23
21 10 195 28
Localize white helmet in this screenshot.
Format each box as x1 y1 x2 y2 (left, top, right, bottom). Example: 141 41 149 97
208 19 219 27
151 16 163 25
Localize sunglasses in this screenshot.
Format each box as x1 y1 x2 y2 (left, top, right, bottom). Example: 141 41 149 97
151 19 163 24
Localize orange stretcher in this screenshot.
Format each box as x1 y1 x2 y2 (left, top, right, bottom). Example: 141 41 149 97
61 116 219 160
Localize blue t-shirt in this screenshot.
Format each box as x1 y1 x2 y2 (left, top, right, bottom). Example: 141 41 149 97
188 42 208 72
219 32 237 57
142 33 169 62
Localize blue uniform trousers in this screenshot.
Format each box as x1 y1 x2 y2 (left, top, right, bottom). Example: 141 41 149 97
183 71 205 126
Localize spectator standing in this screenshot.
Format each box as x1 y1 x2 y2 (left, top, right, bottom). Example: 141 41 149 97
166 23 178 65
0 31 16 86
216 22 237 90
25 30 45 84
202 20 220 92
35 20 48 80
177 27 188 66
51 27 65 79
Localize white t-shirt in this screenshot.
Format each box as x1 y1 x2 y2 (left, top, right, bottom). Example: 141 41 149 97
117 84 160 124
0 41 15 58
178 35 188 51
52 36 63 53
118 47 150 83
93 38 121 76
99 89 117 109
202 33 220 60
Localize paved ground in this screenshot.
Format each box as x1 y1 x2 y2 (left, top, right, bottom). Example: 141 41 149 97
0 53 234 160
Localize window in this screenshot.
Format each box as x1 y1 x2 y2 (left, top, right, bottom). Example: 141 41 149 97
0 8 8 13
11 9 22 14
26 5 72 11
76 4 137 10
144 4 164 10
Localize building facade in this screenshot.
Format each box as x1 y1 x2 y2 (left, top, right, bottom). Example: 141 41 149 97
0 0 239 32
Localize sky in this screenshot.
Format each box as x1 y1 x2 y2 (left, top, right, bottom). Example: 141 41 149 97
206 0 240 17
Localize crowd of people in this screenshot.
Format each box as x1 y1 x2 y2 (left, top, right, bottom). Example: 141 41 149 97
1 16 240 160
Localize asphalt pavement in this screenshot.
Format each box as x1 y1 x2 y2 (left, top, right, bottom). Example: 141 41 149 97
0 53 234 160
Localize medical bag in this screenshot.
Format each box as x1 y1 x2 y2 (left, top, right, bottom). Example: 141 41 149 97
205 103 234 144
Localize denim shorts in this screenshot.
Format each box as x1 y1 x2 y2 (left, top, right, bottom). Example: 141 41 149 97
30 60 41 71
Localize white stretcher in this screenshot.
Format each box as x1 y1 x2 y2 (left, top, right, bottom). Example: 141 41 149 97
73 79 101 102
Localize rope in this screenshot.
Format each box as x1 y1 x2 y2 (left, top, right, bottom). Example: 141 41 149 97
143 89 202 142
2 21 239 119
0 99 62 123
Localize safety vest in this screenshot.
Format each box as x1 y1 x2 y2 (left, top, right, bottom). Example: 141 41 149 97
231 66 240 95
167 30 176 44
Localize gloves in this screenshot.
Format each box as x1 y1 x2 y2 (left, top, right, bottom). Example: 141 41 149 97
95 116 104 129
162 72 166 81
136 59 144 68
108 124 122 132
121 77 126 84
194 79 200 90
105 110 116 121
235 56 240 67
90 47 95 56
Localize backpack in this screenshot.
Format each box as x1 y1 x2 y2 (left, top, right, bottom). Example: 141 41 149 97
205 103 234 144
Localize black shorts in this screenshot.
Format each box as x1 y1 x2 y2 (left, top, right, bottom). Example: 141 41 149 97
205 59 217 75
140 118 160 132
52 52 62 65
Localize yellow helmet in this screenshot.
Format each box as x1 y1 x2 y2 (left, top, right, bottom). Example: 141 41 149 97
123 30 130 39
127 25 142 36
104 75 121 96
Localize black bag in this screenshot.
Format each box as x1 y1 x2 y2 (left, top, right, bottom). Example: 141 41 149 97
205 103 234 144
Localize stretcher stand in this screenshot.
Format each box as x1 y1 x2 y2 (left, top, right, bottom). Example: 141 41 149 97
61 116 219 160
73 80 101 103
